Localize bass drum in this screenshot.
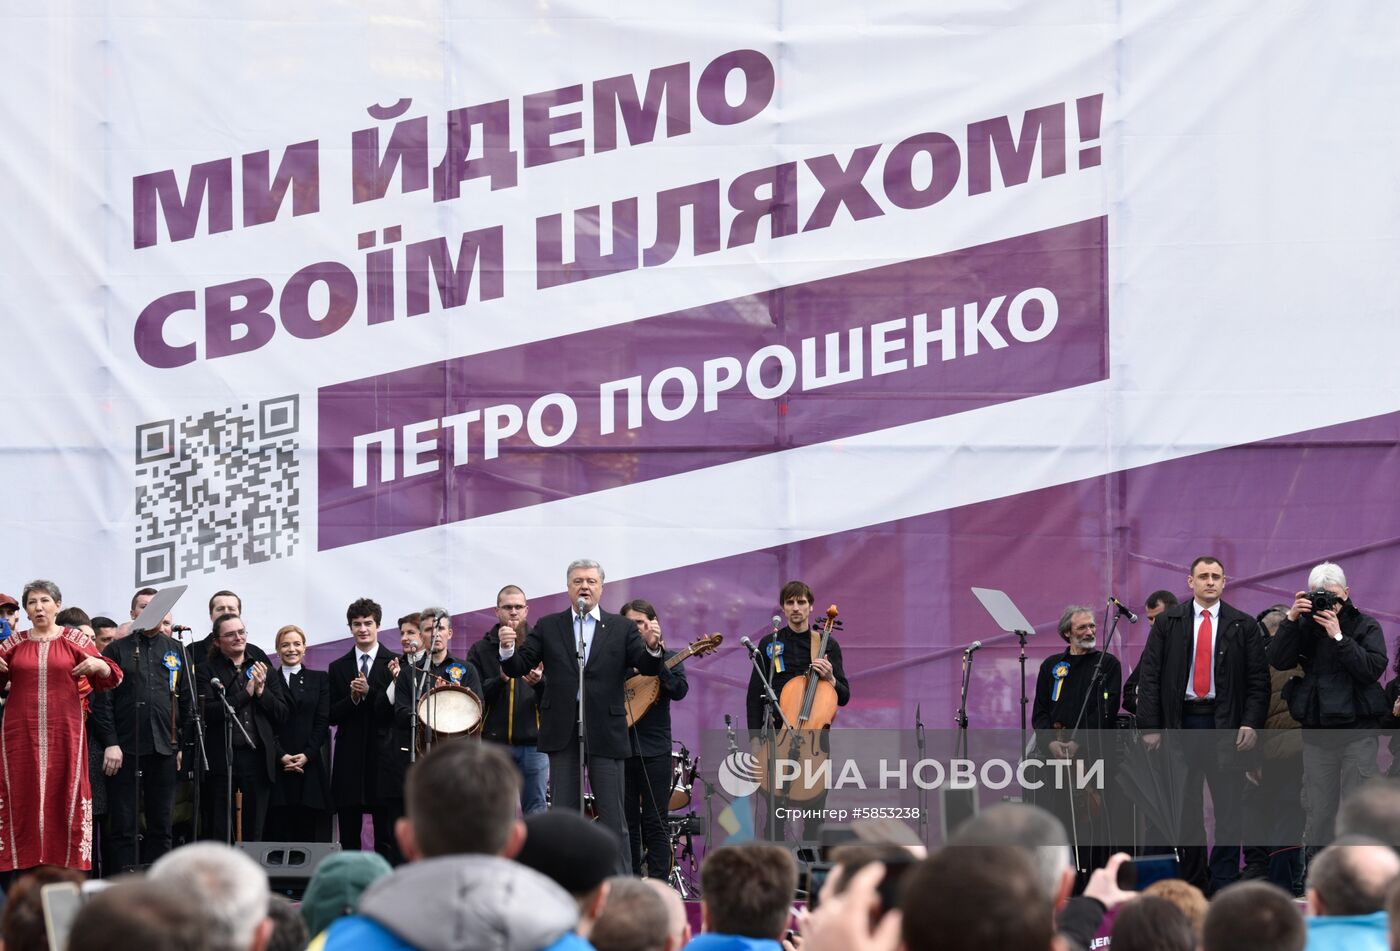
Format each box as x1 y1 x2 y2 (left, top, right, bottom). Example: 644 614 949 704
416 684 483 752
668 750 695 811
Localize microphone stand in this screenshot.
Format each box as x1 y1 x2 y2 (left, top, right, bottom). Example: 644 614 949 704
211 676 256 845
174 631 207 841
576 601 588 814
408 652 429 762
955 647 975 759
1063 600 1125 874
1016 628 1032 761
132 629 147 868
915 704 929 844
744 638 792 842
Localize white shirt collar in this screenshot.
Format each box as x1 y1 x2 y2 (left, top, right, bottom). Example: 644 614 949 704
1193 601 1216 617
282 664 303 674
575 605 601 622
356 643 379 661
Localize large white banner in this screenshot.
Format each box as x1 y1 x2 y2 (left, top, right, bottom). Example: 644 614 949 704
3 1 1398 696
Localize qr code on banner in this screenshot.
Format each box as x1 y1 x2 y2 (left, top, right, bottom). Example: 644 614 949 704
133 396 300 586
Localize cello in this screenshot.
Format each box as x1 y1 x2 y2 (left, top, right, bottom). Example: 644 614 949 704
756 605 841 802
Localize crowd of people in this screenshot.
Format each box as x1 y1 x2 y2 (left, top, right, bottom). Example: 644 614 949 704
5 741 1400 950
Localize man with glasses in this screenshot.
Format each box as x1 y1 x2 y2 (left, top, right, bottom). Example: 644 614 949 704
197 613 289 843
468 585 549 814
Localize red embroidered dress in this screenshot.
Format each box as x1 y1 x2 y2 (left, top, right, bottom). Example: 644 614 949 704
0 627 122 870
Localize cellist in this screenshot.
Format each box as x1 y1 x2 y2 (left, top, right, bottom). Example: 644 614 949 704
745 581 851 839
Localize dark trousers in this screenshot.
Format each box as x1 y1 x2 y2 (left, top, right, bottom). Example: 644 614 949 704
264 805 333 843
107 751 179 872
1242 753 1305 893
209 748 272 843
336 804 398 858
550 728 631 874
626 754 673 878
376 797 407 865
1179 713 1244 893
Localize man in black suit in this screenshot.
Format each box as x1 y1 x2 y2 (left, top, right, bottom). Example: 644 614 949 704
500 558 663 872
328 597 397 858
1135 555 1269 892
91 616 198 870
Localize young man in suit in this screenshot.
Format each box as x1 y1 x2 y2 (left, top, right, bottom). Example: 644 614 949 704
1135 555 1269 892
499 558 663 872
328 597 397 858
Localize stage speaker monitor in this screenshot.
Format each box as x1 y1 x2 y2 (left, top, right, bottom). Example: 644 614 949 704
235 841 342 900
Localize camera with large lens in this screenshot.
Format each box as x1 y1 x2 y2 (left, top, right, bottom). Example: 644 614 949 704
1307 589 1341 615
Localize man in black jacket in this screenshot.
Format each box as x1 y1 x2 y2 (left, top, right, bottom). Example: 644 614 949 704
328 597 397 857
467 585 548 814
198 613 290 843
92 618 198 870
1135 555 1269 892
620 598 689 880
1268 561 1386 851
500 558 663 872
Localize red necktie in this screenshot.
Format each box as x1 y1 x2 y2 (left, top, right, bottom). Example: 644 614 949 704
1194 609 1213 699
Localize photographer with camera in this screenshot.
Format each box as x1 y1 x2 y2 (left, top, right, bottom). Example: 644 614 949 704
1268 561 1387 850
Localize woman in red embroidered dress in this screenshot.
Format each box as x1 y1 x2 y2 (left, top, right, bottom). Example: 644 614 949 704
0 580 122 872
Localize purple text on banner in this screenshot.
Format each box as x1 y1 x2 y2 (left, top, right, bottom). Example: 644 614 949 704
317 216 1108 550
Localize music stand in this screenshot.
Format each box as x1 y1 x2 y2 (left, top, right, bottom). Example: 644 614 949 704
131 584 187 633
970 588 1035 758
124 584 189 867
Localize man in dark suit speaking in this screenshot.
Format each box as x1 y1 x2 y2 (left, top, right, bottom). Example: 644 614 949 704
1136 555 1269 893
500 558 662 871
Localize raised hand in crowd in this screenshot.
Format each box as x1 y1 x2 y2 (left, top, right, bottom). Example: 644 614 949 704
799 862 903 951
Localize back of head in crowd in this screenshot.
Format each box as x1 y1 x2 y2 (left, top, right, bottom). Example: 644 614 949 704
1336 778 1400 849
901 845 1053 951
265 895 309 951
1203 882 1305 951
1141 878 1209 939
149 842 273 951
1110 895 1196 951
1 866 86 951
902 845 1053 951
699 843 797 940
516 809 619 936
400 737 523 860
946 802 1073 907
1305 834 1400 917
590 876 673 951
68 880 207 951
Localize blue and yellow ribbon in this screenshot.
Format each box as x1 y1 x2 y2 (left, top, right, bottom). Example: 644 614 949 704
163 651 181 693
766 640 785 674
1051 660 1070 702
446 663 466 685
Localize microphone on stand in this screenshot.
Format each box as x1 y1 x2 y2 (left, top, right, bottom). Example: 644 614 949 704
170 625 193 633
740 635 760 658
964 640 983 655
1108 597 1139 623
576 597 588 615
771 614 782 633
210 677 225 692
